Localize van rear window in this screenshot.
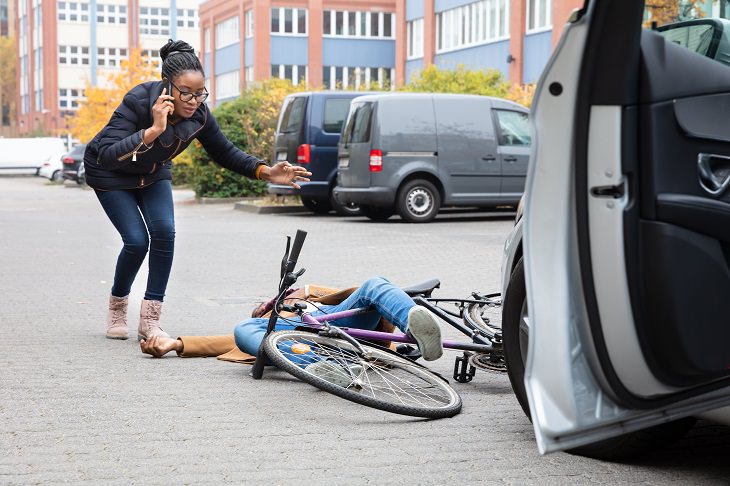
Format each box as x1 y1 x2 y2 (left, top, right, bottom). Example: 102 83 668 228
323 99 351 133
342 102 373 144
278 96 307 133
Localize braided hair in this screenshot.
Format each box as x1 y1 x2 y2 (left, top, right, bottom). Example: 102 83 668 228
159 39 205 81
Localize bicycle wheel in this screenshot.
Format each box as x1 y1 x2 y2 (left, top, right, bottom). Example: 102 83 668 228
263 330 462 419
464 295 502 339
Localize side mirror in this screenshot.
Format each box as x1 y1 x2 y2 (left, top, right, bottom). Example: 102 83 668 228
656 19 730 65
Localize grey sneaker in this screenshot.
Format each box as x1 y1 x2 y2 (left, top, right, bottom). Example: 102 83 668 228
407 306 443 361
305 360 363 388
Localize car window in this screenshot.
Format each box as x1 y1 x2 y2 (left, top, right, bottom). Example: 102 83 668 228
494 110 531 146
278 96 307 134
323 99 351 133
71 144 86 155
658 23 715 56
341 102 373 145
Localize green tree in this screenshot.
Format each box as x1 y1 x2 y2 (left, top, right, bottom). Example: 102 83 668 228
401 64 510 98
0 36 17 128
188 78 306 198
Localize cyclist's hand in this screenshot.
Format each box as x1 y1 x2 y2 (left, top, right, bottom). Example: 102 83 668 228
151 88 175 134
265 161 311 189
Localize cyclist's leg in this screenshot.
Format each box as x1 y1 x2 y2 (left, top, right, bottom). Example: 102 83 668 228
311 277 414 332
233 316 320 366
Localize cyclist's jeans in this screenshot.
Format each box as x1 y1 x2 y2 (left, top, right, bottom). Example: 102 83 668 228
94 180 175 302
233 276 416 361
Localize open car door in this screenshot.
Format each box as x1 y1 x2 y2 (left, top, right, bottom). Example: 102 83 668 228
522 0 730 454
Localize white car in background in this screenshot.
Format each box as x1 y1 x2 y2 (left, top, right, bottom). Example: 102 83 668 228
500 3 730 460
37 152 66 182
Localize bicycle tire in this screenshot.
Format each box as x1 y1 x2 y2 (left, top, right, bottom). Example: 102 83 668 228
464 295 502 339
263 330 462 419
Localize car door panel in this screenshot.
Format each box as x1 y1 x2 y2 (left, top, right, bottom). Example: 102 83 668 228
522 0 730 454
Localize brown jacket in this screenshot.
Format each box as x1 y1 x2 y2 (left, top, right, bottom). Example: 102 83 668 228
177 284 394 363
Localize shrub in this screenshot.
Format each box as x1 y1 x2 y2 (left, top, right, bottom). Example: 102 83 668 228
188 78 306 198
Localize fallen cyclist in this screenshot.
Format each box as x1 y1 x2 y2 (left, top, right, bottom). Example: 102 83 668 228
140 277 444 380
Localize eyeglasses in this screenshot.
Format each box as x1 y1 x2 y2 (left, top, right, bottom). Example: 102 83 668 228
169 80 209 103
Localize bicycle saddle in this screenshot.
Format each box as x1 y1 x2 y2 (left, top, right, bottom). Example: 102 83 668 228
401 278 441 297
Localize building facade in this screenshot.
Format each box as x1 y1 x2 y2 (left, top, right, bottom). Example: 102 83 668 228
1 0 16 136
15 0 201 135
198 0 399 106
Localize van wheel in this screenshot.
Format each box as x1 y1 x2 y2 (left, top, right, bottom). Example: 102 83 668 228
330 193 362 216
361 205 394 222
301 197 332 215
503 258 697 460
397 179 441 223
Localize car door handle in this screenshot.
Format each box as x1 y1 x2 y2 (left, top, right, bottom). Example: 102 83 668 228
482 155 496 161
503 156 518 163
698 153 730 196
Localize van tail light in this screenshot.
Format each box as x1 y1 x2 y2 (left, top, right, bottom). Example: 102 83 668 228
369 149 383 172
297 144 310 164
62 157 74 164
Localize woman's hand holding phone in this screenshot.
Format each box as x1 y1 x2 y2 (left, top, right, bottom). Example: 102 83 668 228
144 87 175 145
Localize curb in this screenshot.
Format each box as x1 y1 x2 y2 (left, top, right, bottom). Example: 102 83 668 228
196 196 256 204
234 201 308 214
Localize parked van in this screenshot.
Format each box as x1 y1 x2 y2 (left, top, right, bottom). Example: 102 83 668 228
0 137 67 175
268 91 380 215
333 93 530 223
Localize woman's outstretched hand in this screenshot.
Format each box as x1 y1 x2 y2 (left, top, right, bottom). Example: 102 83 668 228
263 161 312 189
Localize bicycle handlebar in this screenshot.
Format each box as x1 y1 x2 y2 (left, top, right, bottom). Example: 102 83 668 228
285 229 307 273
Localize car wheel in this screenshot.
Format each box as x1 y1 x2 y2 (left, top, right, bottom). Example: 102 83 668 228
301 197 332 215
396 179 441 223
361 205 394 222
330 192 362 216
502 257 696 460
51 170 64 182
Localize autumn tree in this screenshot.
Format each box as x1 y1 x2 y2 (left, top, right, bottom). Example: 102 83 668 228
644 0 705 27
0 36 16 128
67 48 158 142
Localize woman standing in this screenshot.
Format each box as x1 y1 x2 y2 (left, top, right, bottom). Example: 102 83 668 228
84 39 310 341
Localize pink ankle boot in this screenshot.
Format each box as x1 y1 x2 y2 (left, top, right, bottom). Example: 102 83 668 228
138 299 170 341
106 295 129 340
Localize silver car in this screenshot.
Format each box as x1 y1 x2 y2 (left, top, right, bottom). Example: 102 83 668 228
500 6 730 459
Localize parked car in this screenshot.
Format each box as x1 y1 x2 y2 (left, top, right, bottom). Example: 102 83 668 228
500 7 730 460
0 137 66 175
333 93 530 223
61 144 87 184
267 91 381 216
37 152 66 182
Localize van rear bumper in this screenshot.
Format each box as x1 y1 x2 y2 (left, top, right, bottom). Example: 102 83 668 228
332 186 396 206
268 181 329 199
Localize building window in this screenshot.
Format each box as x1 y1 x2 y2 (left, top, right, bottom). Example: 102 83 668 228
58 45 90 65
216 71 240 100
245 66 254 85
97 47 127 68
59 88 84 109
323 10 394 39
140 6 170 36
436 0 509 53
526 0 551 32
96 3 127 24
216 16 239 48
57 1 89 22
270 64 307 85
322 65 394 90
176 8 198 29
142 49 160 66
407 18 424 59
204 28 210 53
245 10 253 38
270 7 307 35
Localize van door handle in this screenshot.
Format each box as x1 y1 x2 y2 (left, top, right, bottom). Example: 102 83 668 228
482 155 496 161
503 156 518 163
698 153 730 196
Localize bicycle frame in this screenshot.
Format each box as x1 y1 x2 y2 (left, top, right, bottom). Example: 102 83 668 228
298 305 493 354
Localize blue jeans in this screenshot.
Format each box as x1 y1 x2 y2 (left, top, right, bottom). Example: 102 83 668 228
233 276 416 357
94 180 175 301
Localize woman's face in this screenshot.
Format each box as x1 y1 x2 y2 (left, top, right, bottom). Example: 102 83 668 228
168 71 207 119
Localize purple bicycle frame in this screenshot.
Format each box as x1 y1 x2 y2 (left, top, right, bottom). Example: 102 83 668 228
299 306 490 352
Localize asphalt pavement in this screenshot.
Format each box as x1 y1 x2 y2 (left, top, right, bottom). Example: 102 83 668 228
1 176 729 485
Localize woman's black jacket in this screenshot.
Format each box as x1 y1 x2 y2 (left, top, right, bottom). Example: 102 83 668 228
83 80 263 191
